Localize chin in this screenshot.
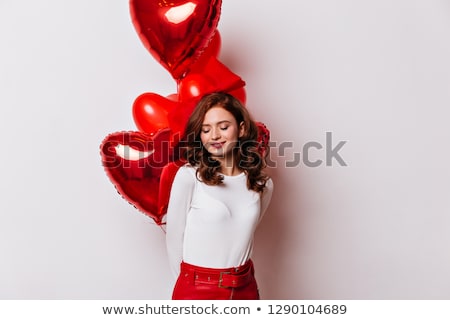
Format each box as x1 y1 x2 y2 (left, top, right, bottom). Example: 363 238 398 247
208 150 225 158
207 147 231 158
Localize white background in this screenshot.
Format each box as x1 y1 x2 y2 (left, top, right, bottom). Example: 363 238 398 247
1 0 449 299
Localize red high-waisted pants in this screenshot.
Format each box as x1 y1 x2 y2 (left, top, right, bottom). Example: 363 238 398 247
172 259 260 300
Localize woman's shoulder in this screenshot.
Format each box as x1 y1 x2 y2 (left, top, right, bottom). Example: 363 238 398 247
173 163 198 183
178 163 197 173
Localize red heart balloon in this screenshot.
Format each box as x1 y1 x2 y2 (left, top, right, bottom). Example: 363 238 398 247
129 0 222 80
256 122 270 158
189 30 222 74
131 91 191 139
178 73 216 101
167 99 197 138
178 57 246 101
228 86 247 105
132 92 174 134
100 129 174 225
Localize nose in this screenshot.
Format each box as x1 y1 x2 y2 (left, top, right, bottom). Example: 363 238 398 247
211 127 221 140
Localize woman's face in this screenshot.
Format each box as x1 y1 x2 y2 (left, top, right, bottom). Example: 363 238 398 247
200 106 244 159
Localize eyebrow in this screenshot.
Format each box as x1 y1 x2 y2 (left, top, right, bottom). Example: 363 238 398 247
201 120 232 127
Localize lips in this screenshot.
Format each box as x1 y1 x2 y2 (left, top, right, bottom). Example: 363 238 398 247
210 142 225 149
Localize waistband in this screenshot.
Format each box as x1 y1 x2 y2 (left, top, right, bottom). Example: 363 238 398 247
179 260 254 288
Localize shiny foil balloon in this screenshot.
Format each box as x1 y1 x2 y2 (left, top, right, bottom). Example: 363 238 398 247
131 91 191 140
178 57 247 103
189 30 222 74
130 0 222 80
100 129 174 225
256 122 270 158
132 92 174 134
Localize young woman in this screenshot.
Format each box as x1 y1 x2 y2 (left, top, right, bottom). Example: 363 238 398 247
165 92 273 300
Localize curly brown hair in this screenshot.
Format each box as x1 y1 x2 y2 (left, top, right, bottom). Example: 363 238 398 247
179 92 269 193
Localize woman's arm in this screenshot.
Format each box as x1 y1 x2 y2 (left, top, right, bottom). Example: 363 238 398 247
165 166 196 278
260 178 274 221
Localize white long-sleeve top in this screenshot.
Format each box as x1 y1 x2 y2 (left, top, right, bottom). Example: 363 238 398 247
165 164 273 278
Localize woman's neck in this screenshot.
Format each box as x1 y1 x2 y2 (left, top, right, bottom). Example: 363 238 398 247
216 156 242 176
220 165 242 176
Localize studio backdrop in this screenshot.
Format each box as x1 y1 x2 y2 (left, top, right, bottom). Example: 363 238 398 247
0 0 449 299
